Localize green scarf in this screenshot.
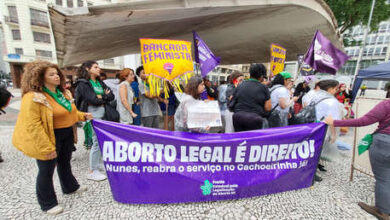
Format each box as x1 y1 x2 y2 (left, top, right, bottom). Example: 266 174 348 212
247 78 259 82
83 121 93 150
89 79 104 95
43 86 72 112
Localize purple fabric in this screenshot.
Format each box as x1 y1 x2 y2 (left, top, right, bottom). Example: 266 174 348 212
334 99 390 135
304 30 349 74
200 90 208 100
193 31 221 77
93 120 327 204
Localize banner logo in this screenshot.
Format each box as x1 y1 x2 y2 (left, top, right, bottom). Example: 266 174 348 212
201 180 213 195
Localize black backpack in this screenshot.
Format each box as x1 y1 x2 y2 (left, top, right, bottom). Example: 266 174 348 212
265 85 284 128
294 97 331 124
0 86 12 115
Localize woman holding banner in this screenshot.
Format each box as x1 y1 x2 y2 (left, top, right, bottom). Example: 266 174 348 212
175 76 210 132
117 68 138 124
324 99 390 220
75 60 114 182
13 60 92 215
230 64 272 132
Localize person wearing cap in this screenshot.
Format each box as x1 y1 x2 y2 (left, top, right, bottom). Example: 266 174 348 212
269 72 299 127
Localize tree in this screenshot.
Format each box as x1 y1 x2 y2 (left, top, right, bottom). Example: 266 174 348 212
326 0 390 34
326 0 390 46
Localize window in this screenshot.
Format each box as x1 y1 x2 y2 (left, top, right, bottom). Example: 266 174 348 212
7 6 19 23
30 9 49 27
56 0 63 6
87 1 93 6
78 0 83 7
33 32 51 43
365 36 371 45
377 36 384 44
15 48 23 55
363 48 368 56
382 47 388 56
349 49 354 56
368 47 374 56
385 36 390 44
374 47 381 56
379 24 387 33
354 48 360 57
36 49 52 57
67 0 74 8
11 29 21 40
370 36 377 45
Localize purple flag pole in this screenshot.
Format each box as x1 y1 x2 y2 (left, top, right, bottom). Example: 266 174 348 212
192 31 221 78
303 30 349 74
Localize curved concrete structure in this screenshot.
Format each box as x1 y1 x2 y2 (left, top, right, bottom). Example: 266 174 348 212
49 0 343 67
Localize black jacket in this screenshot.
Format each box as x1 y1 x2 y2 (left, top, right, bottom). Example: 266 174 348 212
293 82 310 104
75 79 115 112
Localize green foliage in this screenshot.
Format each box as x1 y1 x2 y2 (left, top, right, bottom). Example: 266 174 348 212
326 0 390 34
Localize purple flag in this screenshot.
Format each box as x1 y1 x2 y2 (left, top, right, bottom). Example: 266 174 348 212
304 30 349 74
93 119 327 204
193 31 221 77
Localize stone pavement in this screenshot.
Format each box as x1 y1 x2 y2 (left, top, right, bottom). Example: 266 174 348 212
0 89 383 220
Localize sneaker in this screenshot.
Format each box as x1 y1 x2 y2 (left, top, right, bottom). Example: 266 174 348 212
314 174 323 182
0 154 3 163
318 164 327 172
46 205 64 215
358 202 389 220
73 185 87 194
87 170 107 181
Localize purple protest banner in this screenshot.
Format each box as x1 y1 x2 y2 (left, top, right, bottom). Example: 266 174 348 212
304 30 349 74
93 120 327 204
193 31 221 77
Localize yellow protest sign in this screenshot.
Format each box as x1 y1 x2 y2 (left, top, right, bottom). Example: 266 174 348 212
140 38 194 96
270 44 286 75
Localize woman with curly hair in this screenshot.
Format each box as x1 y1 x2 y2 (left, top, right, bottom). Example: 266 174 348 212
12 60 92 215
75 60 114 181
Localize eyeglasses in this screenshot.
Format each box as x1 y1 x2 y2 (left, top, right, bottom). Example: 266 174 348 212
65 81 71 84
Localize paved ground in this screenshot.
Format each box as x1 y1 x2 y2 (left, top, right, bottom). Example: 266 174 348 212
0 89 384 219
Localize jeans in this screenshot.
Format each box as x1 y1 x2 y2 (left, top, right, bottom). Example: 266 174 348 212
142 115 160 128
370 133 390 214
88 106 105 171
132 103 141 125
36 127 80 211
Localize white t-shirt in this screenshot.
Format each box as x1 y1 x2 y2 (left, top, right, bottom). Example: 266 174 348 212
302 90 317 107
315 96 342 121
271 86 290 113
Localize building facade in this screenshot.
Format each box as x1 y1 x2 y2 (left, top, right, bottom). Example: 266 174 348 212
340 19 390 88
0 0 124 88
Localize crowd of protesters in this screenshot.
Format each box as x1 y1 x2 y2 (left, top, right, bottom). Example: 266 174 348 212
5 59 389 219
